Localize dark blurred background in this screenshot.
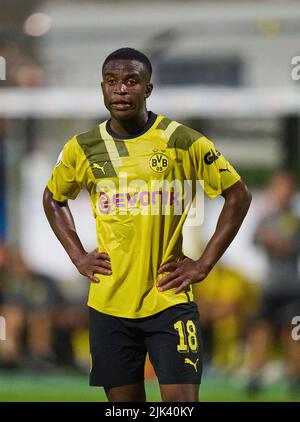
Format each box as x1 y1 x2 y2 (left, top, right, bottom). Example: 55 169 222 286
0 0 300 401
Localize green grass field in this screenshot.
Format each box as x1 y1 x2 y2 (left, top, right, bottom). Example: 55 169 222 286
0 371 299 402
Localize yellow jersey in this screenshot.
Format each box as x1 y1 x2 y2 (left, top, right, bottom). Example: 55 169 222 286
47 113 240 318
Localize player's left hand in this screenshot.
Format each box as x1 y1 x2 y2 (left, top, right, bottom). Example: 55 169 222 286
157 258 209 294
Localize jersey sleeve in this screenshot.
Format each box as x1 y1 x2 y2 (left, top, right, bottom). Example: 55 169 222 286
189 136 241 199
47 136 82 202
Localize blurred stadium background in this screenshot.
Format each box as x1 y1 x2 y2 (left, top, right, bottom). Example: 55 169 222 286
1 0 300 402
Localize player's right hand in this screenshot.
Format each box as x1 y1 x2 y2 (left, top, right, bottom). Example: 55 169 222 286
74 249 112 283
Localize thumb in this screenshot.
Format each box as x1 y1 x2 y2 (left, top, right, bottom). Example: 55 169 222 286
87 272 99 283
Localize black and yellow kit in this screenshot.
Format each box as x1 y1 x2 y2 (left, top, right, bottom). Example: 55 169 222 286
47 112 241 387
47 112 240 319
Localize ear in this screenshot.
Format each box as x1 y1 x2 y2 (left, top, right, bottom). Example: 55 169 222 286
145 83 153 99
101 81 104 93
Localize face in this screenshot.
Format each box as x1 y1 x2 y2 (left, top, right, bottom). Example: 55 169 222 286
101 60 153 120
269 172 296 209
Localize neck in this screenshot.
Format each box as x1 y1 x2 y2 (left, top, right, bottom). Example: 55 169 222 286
109 109 149 136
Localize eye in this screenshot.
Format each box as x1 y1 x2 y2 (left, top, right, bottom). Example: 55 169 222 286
106 79 115 86
127 79 137 86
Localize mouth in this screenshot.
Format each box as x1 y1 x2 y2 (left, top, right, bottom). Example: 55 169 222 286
110 101 133 110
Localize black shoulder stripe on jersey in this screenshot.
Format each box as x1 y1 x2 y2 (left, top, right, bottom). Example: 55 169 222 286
156 117 173 131
167 125 203 151
113 139 129 157
76 126 117 179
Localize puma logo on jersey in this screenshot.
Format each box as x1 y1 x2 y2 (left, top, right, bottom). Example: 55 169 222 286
93 161 108 174
184 358 199 372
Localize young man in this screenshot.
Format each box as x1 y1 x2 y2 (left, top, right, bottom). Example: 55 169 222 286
43 48 251 402
247 171 300 393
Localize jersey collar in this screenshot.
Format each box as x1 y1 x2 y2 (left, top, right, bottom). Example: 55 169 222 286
105 112 158 140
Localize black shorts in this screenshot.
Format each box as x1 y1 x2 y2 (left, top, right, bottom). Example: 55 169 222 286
253 291 300 326
89 302 203 388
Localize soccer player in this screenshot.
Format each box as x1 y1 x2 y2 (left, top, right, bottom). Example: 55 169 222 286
247 171 300 393
43 48 251 402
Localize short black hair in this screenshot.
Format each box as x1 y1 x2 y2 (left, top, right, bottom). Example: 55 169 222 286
102 47 152 80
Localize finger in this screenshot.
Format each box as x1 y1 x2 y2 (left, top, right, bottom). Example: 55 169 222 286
157 276 186 292
87 272 100 283
96 252 110 261
158 262 178 274
157 268 181 286
96 260 111 270
91 266 112 275
174 279 191 294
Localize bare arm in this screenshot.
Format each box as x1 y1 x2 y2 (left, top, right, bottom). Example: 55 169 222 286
157 179 252 293
197 179 252 272
43 186 111 282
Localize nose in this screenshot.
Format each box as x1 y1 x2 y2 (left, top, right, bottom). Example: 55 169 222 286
114 81 127 95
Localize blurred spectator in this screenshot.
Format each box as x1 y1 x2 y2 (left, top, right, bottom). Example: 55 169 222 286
194 265 258 372
0 42 44 88
13 64 44 87
0 245 64 369
246 171 300 393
